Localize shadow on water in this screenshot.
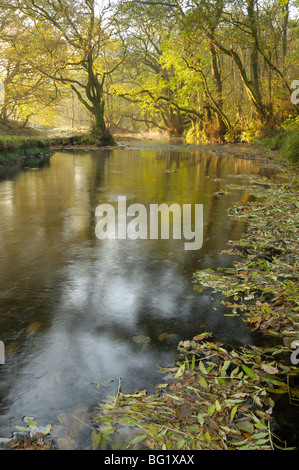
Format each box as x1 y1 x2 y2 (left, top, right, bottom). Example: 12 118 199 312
0 139 282 447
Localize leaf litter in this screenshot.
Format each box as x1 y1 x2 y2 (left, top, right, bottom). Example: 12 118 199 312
3 156 298 451
93 164 299 451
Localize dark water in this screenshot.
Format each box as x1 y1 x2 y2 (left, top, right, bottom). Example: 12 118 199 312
0 139 278 447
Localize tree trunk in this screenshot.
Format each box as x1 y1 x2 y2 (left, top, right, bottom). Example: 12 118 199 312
247 0 261 102
282 0 289 62
167 108 184 136
209 39 227 139
92 101 114 144
93 99 106 134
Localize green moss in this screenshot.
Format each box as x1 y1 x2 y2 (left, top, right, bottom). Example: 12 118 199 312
0 136 52 164
256 119 299 162
51 132 116 147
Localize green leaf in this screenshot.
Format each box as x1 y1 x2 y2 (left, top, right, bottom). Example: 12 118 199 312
175 363 185 378
220 360 231 377
231 438 248 447
230 405 238 423
91 431 102 449
176 438 186 449
236 421 255 434
130 435 147 445
215 400 221 411
199 376 208 389
15 425 30 433
253 438 270 446
199 361 208 374
197 413 205 425
26 417 38 427
241 364 256 378
44 423 52 435
204 431 211 444
253 432 269 440
267 387 287 394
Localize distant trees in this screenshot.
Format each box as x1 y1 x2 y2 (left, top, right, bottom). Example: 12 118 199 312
0 8 59 124
112 0 299 140
109 2 192 136
0 0 297 141
1 0 126 141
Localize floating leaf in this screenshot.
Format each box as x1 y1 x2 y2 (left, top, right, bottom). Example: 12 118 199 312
26 417 38 427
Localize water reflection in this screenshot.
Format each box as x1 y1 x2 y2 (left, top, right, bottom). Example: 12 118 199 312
0 141 277 443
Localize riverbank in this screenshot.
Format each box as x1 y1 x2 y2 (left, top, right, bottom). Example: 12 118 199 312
91 149 298 451
0 127 117 166
0 135 54 166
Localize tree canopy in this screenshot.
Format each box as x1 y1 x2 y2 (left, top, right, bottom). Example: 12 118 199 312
0 0 298 141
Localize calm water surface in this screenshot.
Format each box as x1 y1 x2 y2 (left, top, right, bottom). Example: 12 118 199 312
0 139 278 446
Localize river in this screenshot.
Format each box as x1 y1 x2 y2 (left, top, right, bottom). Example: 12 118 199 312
0 138 279 448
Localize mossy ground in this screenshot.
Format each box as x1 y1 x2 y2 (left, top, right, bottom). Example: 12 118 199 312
0 135 53 164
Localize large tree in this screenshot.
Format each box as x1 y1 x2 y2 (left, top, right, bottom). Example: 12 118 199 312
0 7 60 125
2 0 126 141
111 1 192 136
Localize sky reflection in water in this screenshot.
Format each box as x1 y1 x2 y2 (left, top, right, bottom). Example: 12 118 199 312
0 141 277 440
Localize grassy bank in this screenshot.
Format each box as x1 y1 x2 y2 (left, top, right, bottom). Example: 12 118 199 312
0 121 116 165
0 135 53 165
50 132 116 149
92 155 299 451
255 119 299 163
